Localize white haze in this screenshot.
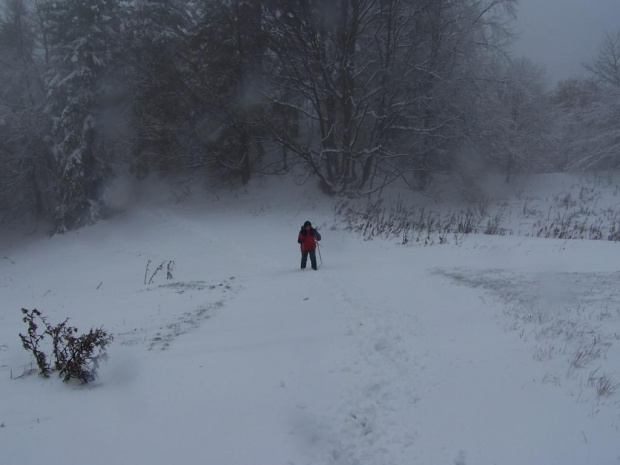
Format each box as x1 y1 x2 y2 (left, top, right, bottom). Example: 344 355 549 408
512 0 620 82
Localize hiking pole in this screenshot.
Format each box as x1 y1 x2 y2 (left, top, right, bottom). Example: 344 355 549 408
316 226 324 267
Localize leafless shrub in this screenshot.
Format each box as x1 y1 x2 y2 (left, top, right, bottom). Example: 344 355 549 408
19 308 113 383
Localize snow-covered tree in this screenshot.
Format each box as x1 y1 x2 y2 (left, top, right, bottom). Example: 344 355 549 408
39 0 122 232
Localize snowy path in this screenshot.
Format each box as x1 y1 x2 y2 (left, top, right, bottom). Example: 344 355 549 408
1 198 619 464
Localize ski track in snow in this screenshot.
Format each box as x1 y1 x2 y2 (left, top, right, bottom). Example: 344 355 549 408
314 272 419 464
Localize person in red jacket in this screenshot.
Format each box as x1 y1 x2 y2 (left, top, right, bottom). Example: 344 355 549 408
298 220 322 270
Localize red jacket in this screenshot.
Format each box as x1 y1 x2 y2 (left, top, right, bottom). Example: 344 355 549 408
298 228 321 251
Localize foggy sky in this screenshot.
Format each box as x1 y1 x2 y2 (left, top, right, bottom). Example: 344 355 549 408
511 0 620 84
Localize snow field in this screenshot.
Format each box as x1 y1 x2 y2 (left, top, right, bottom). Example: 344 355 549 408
1 175 619 464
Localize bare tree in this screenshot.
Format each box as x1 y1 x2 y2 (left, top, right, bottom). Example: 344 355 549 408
500 57 554 181
262 0 380 193
557 83 620 171
584 30 620 88
559 31 620 170
260 0 517 195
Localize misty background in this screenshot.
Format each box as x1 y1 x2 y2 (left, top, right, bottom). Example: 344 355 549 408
0 0 619 234
513 0 620 82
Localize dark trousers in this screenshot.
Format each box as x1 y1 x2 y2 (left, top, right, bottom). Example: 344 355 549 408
301 249 317 269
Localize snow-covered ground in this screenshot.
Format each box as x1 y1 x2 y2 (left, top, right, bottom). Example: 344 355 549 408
1 174 619 464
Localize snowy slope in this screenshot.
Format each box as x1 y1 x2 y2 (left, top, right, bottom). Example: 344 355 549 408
1 175 619 465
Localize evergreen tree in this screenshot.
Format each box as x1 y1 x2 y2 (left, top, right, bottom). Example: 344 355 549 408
189 0 267 184
39 0 122 233
122 0 196 177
